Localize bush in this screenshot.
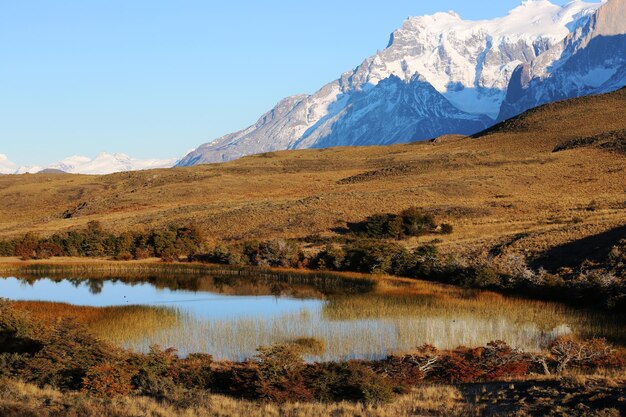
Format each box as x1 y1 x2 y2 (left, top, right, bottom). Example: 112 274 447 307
82 363 133 398
454 265 501 289
313 244 345 270
440 223 454 234
0 300 41 355
399 207 437 237
243 239 303 268
130 346 179 400
308 361 393 404
477 341 531 380
355 207 439 240
222 344 313 402
168 353 214 389
193 246 247 266
548 337 614 374
14 233 39 260
342 240 415 275
20 320 117 390
363 214 403 239
251 344 313 403
433 352 481 383
3 223 207 261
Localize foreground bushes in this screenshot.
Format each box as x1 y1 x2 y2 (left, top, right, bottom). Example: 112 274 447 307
1 300 622 406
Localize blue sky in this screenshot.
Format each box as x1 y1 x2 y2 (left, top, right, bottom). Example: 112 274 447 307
0 1 574 165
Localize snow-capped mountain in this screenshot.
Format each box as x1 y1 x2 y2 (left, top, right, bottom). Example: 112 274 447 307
0 154 22 175
500 0 625 120
178 0 607 166
0 152 177 175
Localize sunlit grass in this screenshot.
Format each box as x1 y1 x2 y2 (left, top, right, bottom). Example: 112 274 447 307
14 301 180 345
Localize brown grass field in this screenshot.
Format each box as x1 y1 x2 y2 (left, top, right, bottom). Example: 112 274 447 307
0 89 624 262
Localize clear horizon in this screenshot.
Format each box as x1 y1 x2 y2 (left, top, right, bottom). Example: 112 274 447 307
1 0 585 166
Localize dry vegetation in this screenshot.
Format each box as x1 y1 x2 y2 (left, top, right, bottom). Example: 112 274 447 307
0 90 624 262
0 378 479 417
1 372 624 417
2 90 626 416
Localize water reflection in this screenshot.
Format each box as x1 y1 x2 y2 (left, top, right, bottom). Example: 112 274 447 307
1 272 623 361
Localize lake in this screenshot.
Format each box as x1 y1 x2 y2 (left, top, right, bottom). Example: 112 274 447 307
1 271 623 361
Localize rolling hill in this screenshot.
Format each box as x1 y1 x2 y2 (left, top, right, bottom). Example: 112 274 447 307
0 89 624 261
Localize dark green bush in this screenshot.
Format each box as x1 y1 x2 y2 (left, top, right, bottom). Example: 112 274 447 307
243 239 303 268
356 207 440 240
313 244 345 270
308 361 393 403
0 222 207 262
342 240 414 275
454 265 501 289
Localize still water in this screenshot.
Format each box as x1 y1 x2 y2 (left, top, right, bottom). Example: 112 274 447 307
0 273 613 361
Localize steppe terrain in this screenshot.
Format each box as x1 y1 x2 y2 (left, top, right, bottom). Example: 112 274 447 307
1 90 624 263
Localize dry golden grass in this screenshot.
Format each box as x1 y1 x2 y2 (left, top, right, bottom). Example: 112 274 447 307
2 372 624 417
0 378 478 417
12 301 179 345
0 90 624 259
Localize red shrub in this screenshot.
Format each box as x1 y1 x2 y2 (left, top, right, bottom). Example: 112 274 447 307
434 352 481 383
82 362 133 398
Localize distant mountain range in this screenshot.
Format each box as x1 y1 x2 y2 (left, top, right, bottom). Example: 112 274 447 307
4 0 624 175
178 0 625 167
0 152 177 175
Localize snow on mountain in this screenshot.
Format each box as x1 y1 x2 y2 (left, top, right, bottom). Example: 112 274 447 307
178 0 604 166
0 153 177 175
48 152 177 175
500 0 625 120
0 154 21 174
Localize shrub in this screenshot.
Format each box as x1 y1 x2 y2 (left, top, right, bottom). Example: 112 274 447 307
478 341 531 380
193 246 247 266
363 214 403 239
133 247 152 260
399 207 437 237
548 337 614 374
342 240 415 275
114 251 133 261
82 363 133 398
250 344 312 403
313 244 345 270
0 300 41 355
433 352 481 383
14 233 39 260
130 346 179 400
21 320 117 390
309 361 393 404
168 353 214 389
455 265 501 289
440 223 454 234
243 239 302 268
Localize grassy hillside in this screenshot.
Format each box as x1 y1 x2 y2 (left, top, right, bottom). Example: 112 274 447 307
1 89 625 261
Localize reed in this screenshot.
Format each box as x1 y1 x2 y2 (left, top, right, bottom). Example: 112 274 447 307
4 263 625 361
13 301 180 345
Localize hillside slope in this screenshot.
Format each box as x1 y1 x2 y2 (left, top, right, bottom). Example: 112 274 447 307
0 89 625 258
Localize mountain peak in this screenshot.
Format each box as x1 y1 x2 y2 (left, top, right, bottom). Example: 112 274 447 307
177 0 617 168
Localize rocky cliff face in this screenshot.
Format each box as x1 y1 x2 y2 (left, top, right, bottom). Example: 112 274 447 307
500 0 626 120
178 1 609 166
